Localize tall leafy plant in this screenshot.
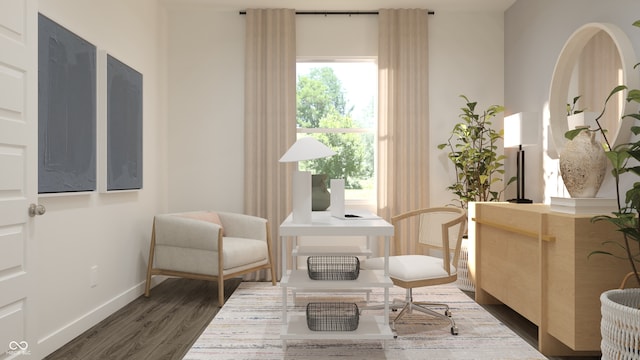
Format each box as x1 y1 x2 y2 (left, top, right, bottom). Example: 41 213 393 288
565 20 640 286
438 95 514 209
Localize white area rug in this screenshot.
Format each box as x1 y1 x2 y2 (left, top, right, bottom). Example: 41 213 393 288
184 282 547 360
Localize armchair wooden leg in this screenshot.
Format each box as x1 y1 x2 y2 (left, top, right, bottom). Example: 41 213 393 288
218 277 225 306
270 265 277 285
144 271 152 297
144 220 157 297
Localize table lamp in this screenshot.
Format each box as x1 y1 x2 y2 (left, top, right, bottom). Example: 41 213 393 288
279 137 336 223
504 112 539 204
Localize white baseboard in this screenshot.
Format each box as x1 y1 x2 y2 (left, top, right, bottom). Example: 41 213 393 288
36 276 167 358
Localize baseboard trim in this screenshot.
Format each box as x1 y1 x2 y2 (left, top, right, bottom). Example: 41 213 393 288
37 276 167 358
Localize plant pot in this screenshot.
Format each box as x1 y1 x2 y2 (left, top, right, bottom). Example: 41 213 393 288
600 287 640 359
559 127 607 198
456 234 475 292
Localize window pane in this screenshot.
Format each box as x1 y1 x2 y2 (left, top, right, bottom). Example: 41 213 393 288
297 62 377 129
296 61 377 203
298 132 374 190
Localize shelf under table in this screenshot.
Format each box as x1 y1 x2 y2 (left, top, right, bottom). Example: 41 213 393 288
281 269 393 289
293 245 373 257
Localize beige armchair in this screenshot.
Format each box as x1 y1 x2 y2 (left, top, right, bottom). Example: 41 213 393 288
144 211 276 305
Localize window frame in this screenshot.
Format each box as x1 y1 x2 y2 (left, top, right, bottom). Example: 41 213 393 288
295 59 378 206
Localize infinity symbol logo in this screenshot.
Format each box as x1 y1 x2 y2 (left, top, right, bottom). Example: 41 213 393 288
9 340 29 351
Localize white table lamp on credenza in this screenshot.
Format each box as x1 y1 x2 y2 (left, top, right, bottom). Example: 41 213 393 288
504 112 539 204
279 137 336 224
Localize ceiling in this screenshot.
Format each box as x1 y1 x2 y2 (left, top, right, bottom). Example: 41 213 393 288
167 0 517 12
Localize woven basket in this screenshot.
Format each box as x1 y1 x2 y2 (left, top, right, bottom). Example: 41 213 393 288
456 237 475 292
601 273 640 360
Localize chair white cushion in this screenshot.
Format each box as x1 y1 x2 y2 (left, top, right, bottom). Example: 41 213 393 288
361 255 456 282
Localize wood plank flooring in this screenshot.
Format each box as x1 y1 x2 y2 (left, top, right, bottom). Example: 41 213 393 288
44 278 242 360
45 279 600 360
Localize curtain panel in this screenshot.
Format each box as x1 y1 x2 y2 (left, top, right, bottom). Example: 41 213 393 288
244 9 296 280
377 9 430 255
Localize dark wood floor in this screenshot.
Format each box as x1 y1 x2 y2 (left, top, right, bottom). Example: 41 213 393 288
44 278 243 360
46 279 599 360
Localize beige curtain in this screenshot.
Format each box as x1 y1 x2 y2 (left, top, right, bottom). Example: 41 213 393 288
377 9 430 255
244 9 296 281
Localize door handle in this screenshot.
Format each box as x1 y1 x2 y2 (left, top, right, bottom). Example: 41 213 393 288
28 203 46 217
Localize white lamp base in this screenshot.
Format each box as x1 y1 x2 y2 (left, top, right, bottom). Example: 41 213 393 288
292 170 312 223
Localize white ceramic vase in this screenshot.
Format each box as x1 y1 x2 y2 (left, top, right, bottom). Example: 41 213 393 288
559 128 608 198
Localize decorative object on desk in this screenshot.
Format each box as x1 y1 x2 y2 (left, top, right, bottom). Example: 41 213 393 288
279 137 336 224
329 179 345 218
559 126 608 198
504 112 539 203
306 302 359 332
438 95 514 209
311 174 330 211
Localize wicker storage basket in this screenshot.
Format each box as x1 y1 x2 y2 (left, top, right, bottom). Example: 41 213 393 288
307 256 360 280
306 302 359 331
601 287 640 360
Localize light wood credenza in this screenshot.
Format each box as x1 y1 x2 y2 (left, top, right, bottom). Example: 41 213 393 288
473 203 629 356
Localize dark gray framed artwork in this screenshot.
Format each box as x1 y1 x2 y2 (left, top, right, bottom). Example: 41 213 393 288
38 14 97 193
107 55 143 191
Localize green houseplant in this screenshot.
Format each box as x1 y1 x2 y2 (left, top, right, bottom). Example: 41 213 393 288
438 95 515 209
565 20 640 287
562 22 640 359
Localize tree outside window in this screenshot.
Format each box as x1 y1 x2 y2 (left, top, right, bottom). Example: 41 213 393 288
296 62 376 201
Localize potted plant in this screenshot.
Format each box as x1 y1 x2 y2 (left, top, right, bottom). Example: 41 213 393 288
564 20 640 359
438 95 515 209
438 95 514 292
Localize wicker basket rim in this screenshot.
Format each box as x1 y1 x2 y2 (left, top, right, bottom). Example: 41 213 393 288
601 288 640 312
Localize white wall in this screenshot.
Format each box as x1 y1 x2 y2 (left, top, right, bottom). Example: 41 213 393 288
36 0 167 356
166 4 246 213
166 6 506 212
505 0 640 203
429 11 505 206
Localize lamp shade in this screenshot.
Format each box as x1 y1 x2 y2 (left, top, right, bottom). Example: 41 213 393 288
504 112 539 148
279 137 336 162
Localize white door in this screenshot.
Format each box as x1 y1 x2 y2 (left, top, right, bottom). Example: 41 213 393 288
0 0 39 358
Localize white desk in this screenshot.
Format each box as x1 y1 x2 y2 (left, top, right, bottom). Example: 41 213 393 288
279 211 394 348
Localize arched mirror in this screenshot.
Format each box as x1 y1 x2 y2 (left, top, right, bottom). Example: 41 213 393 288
549 23 639 157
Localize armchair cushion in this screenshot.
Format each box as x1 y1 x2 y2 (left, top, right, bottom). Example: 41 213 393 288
154 237 267 275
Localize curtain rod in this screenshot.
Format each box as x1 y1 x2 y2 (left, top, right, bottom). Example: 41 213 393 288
239 10 435 15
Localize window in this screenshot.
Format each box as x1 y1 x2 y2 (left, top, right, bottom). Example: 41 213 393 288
296 61 378 203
